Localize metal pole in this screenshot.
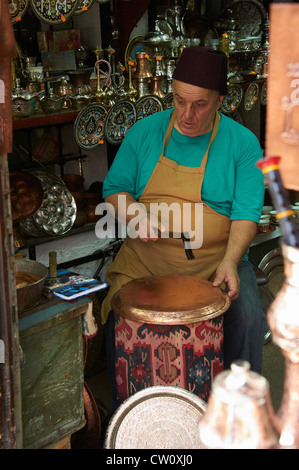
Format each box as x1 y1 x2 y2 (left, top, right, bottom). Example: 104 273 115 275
0 154 22 448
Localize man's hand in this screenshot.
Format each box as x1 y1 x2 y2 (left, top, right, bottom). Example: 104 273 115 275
130 212 165 242
212 259 240 301
212 220 257 301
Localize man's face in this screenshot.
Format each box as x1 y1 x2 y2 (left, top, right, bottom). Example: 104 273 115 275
173 80 224 137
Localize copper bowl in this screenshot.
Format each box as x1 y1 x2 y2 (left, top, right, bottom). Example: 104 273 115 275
68 69 93 88
16 259 48 313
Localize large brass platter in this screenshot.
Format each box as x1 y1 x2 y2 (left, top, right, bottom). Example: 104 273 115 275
111 274 230 325
104 385 207 449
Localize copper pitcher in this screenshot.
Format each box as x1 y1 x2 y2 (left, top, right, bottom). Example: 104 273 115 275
267 244 299 448
133 51 152 79
149 76 165 99
198 360 278 449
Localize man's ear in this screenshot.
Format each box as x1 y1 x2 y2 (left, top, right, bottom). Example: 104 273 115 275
217 95 224 110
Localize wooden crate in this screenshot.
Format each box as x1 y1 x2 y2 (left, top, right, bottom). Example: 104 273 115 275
19 297 89 449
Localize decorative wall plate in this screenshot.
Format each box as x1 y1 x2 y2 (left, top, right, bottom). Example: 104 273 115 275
20 169 77 237
74 103 107 150
221 84 243 113
30 0 79 24
163 92 174 110
74 0 94 15
222 0 267 38
125 35 152 68
104 99 137 145
222 109 244 126
136 95 163 121
244 81 259 111
9 0 29 23
261 80 267 106
125 35 145 64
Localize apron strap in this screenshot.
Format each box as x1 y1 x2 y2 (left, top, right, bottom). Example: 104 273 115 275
161 111 177 156
200 111 220 170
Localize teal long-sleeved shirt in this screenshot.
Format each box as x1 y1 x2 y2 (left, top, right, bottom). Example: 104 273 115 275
103 109 264 223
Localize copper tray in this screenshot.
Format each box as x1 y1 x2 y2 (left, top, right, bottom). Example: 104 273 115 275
104 386 207 449
111 274 231 325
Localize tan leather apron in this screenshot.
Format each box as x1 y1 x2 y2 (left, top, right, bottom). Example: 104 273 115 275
101 111 231 324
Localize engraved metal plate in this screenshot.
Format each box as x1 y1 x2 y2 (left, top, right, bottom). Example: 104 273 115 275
104 386 207 449
104 99 137 145
163 92 174 110
261 80 267 106
74 0 94 15
9 0 29 23
74 103 107 150
221 84 243 113
30 0 79 24
20 169 76 237
136 95 163 121
223 0 267 38
244 81 259 111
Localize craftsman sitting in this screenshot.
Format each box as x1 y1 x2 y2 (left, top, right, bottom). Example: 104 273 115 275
101 46 268 407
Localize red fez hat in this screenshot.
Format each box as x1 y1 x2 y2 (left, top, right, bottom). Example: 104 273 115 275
173 46 228 95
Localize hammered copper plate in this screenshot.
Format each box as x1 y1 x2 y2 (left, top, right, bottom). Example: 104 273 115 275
9 171 44 222
104 386 207 449
111 274 230 324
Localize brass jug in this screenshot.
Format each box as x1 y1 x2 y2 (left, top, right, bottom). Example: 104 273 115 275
198 360 278 449
133 51 152 79
149 76 165 99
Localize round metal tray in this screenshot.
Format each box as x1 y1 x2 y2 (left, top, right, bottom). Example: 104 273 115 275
104 386 207 449
111 274 230 324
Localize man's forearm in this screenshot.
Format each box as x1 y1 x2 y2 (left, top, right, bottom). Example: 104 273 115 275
223 220 257 265
105 192 146 225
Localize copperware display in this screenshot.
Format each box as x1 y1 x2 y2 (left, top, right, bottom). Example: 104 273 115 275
111 274 230 405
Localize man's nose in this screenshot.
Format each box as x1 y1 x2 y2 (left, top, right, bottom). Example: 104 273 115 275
183 104 194 119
